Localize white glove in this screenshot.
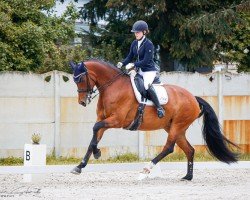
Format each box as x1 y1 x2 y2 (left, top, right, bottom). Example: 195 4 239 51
125 63 135 70
116 62 123 68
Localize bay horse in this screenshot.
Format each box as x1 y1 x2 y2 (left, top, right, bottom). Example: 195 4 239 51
69 59 238 180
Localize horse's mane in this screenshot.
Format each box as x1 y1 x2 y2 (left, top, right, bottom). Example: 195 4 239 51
86 58 121 73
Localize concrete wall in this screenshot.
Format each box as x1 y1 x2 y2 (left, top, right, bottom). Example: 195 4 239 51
0 71 249 159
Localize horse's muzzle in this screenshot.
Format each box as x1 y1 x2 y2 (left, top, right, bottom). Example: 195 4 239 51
79 101 86 107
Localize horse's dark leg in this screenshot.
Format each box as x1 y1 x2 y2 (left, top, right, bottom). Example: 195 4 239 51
176 135 195 181
89 116 119 160
151 140 175 165
91 121 106 159
71 121 105 174
71 116 119 175
145 128 178 173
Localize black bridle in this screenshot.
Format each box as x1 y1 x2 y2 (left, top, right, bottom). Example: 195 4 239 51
73 66 125 104
74 71 94 93
73 70 95 104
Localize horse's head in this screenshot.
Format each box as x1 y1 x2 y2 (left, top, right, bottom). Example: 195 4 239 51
70 61 95 107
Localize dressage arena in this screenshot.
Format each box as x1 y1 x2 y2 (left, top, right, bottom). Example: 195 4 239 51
0 162 249 200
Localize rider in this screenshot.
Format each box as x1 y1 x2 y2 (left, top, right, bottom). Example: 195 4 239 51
117 20 165 118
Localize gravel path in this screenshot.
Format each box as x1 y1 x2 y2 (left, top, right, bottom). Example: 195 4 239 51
0 168 249 200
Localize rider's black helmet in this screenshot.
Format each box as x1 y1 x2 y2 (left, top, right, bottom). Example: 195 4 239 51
131 20 148 33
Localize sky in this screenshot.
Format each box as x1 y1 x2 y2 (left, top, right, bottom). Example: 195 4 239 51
53 0 89 16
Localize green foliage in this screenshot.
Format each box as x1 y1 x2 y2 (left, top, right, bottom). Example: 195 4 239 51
92 40 123 63
36 41 122 73
0 0 76 72
216 13 250 72
1 0 249 72
78 0 250 71
1 153 250 166
0 0 122 73
46 154 81 165
0 156 23 166
162 152 215 162
35 45 89 74
107 153 139 162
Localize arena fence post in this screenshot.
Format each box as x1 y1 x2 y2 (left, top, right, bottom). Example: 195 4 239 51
54 70 61 158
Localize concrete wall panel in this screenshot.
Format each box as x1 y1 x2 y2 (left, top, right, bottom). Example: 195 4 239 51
224 96 250 120
0 72 54 97
0 98 54 123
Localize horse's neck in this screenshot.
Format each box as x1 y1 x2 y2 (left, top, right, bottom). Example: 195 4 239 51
88 61 122 88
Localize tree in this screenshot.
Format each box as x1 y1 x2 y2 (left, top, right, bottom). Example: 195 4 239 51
216 13 250 72
78 0 250 72
0 0 76 72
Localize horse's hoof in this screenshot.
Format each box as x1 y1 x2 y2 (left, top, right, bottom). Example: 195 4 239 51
93 149 101 159
71 166 82 175
181 174 193 181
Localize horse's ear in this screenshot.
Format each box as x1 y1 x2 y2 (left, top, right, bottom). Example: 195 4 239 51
69 61 76 71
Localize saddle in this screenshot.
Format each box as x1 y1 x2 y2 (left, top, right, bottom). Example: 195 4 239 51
129 70 168 106
125 70 168 131
134 73 161 102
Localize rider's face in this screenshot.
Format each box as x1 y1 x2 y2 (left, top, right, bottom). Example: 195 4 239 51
134 31 144 40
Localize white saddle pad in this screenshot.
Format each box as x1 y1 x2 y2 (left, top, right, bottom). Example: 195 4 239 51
130 70 168 106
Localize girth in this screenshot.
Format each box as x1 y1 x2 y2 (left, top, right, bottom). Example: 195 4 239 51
125 103 146 131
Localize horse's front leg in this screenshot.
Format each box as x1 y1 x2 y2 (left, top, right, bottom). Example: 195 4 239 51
71 116 118 175
71 122 105 174
90 121 106 159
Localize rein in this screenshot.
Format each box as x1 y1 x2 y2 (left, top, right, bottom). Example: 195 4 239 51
91 71 125 99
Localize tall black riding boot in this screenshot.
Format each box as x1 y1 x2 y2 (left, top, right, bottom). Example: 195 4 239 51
147 85 165 118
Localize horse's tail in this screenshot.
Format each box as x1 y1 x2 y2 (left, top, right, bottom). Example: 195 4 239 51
195 96 239 163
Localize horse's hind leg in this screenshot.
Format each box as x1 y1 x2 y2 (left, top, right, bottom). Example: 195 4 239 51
151 138 175 166
148 128 178 168
176 135 195 180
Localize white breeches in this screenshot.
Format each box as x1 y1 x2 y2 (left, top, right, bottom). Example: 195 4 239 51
138 69 157 90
